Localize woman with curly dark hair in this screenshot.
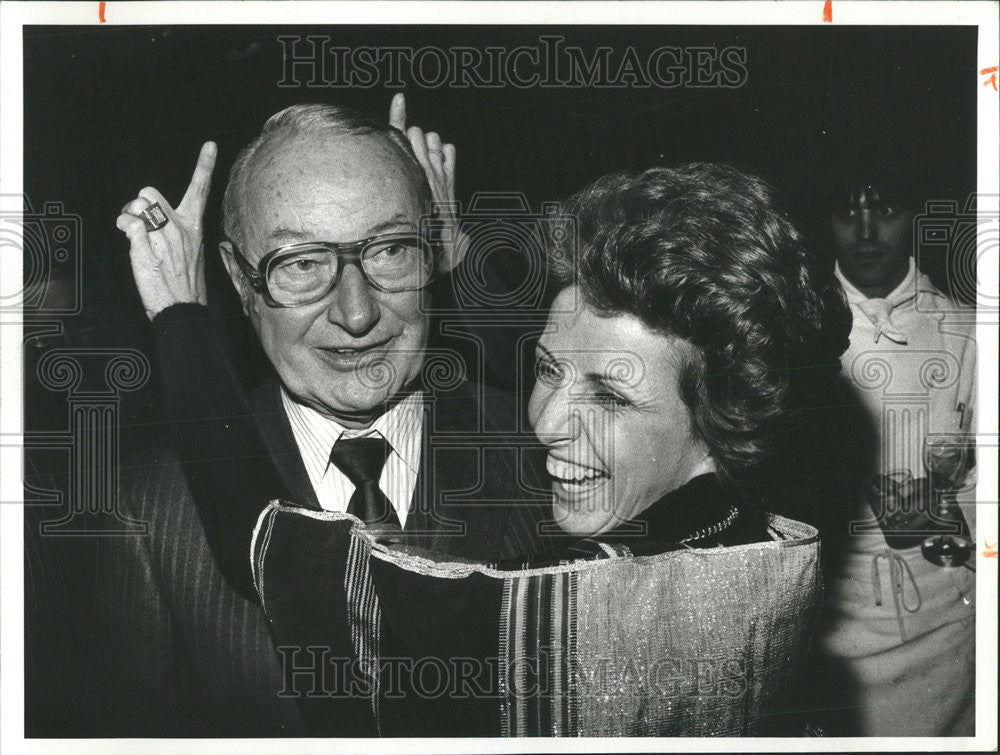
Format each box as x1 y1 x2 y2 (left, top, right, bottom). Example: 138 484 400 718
117 112 851 736
530 163 851 550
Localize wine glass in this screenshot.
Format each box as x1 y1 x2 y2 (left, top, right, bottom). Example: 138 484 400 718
921 434 974 567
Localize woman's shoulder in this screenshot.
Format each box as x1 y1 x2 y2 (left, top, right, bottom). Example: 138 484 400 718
623 473 773 550
492 475 778 568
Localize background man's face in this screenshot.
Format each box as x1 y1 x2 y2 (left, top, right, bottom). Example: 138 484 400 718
235 132 429 425
831 185 913 298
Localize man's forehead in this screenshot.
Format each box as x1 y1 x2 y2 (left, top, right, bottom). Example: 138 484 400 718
249 130 408 183
843 183 888 208
835 175 919 212
240 131 421 252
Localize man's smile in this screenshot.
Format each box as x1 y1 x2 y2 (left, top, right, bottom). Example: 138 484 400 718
315 337 395 369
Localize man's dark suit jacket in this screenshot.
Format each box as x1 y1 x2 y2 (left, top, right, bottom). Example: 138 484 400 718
90 304 555 737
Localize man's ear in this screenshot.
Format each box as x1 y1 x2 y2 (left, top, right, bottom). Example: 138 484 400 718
219 240 252 315
436 229 468 274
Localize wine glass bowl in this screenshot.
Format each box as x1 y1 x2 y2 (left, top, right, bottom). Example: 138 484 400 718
923 434 972 494
920 434 974 567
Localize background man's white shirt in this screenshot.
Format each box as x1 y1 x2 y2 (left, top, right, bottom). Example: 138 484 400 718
819 258 977 736
835 257 977 475
280 388 424 527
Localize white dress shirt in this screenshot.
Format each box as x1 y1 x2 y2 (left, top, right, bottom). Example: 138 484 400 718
280 389 425 527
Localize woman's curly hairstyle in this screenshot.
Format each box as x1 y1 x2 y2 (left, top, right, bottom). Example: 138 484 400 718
548 163 851 489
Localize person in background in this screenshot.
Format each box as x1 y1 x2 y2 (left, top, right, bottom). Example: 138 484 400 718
811 169 977 736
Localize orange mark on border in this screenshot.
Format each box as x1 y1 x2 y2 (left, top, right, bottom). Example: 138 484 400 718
984 539 998 558
981 66 998 91
822 0 832 22
99 2 106 23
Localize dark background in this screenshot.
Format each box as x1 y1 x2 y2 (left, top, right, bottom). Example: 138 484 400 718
21 24 979 445
19 24 978 737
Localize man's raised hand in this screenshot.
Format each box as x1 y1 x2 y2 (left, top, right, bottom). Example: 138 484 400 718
389 93 466 272
116 141 217 320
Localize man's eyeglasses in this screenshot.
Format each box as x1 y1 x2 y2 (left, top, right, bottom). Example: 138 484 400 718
228 233 437 307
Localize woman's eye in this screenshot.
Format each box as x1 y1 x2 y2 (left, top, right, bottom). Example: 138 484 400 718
597 391 630 410
535 358 564 386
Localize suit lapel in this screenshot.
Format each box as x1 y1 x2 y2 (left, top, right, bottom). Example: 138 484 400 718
402 385 520 562
248 377 321 511
405 449 515 562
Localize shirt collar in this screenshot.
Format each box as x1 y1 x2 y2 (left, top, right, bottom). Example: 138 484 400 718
363 391 424 474
835 257 943 310
280 388 424 474
835 257 919 306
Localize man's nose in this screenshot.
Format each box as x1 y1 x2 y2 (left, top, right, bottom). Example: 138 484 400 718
325 264 381 335
857 208 877 242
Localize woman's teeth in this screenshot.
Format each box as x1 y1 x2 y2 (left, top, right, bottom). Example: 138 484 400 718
546 456 608 483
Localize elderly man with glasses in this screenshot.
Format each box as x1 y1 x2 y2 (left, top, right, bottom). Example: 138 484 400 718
102 100 554 736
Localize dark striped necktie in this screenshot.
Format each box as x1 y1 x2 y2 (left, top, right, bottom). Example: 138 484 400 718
329 436 401 531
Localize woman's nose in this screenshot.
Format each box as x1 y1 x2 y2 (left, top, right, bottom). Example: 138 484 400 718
530 387 582 447
326 264 381 335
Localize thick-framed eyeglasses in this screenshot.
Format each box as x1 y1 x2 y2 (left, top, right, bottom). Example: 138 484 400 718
228 233 437 308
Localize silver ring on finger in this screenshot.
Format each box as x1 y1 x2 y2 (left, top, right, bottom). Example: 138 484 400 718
427 148 445 158
140 203 170 232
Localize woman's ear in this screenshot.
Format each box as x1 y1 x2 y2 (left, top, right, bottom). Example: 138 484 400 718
219 240 252 316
